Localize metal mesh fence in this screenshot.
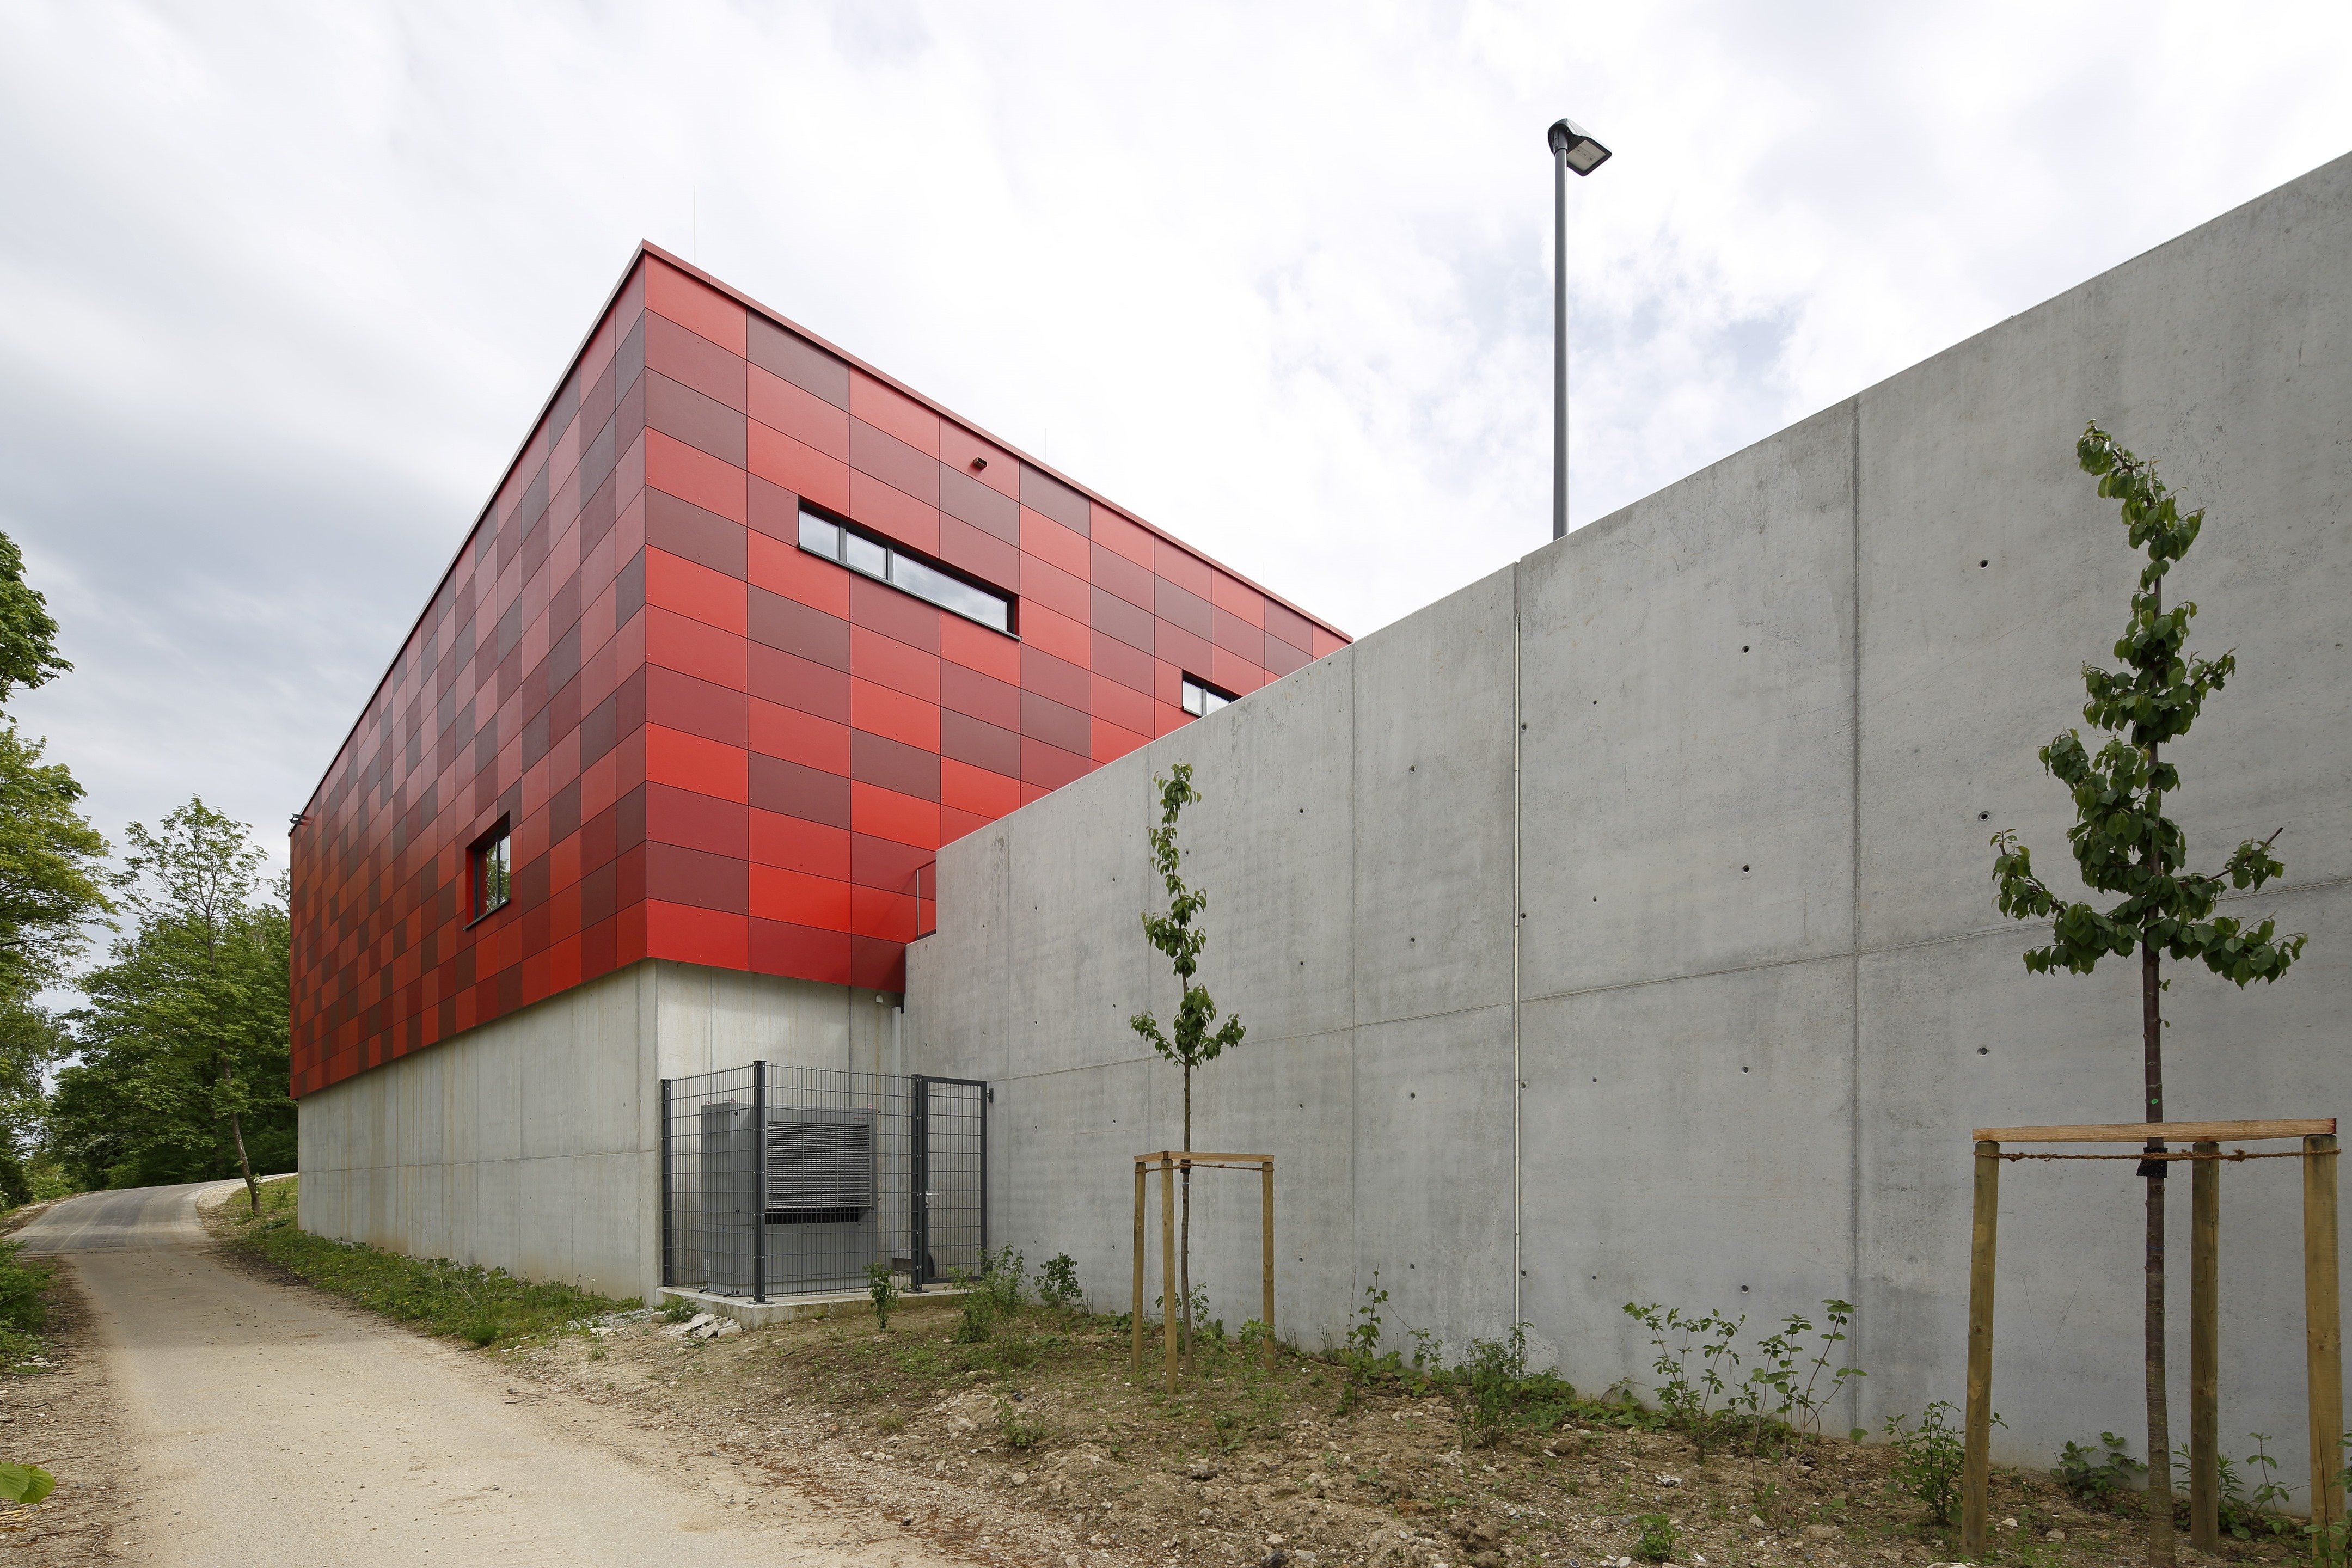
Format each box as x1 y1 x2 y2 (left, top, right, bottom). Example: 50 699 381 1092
912 1075 986 1287
660 1064 984 1300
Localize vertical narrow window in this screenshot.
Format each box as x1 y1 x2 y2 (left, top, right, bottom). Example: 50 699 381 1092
1181 674 1237 716
470 820 511 922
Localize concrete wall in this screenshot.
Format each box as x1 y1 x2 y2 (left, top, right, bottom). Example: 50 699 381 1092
906 152 2352 1487
299 960 898 1299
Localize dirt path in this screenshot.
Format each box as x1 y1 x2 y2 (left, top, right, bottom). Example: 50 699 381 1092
16 1184 975 1567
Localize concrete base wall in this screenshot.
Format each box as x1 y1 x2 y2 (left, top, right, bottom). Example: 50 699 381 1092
906 152 2352 1486
298 960 899 1301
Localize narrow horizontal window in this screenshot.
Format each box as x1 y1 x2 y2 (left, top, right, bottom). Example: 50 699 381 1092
795 503 1013 634
890 553 1010 633
1181 673 1237 717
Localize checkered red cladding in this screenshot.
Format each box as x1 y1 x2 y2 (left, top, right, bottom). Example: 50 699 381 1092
287 250 1349 1098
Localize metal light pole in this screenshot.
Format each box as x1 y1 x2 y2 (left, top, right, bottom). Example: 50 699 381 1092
1548 118 1611 540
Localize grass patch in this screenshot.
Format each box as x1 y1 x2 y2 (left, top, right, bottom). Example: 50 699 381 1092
223 1177 634 1347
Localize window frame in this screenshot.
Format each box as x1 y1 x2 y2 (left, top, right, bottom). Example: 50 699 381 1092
795 504 1016 636
466 818 512 927
1181 673 1239 717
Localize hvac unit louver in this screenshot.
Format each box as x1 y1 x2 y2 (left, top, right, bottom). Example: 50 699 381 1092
765 1109 876 1223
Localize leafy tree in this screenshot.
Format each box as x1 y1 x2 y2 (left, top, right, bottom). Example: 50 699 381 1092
0 725 110 1000
1990 422 2305 1568
1129 763 1246 1375
50 801 291 1208
0 995 72 1182
0 534 69 706
0 530 108 1185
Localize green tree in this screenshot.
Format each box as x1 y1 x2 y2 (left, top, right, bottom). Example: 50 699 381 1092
0 530 108 1183
51 801 291 1208
1129 763 1245 1376
0 534 69 705
1990 422 2305 1568
0 726 110 1000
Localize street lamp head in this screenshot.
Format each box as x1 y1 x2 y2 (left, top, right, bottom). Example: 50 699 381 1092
1547 118 1611 175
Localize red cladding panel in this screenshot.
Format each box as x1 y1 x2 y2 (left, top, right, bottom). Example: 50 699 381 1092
290 247 1347 1097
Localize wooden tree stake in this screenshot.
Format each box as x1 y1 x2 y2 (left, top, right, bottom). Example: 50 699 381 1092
1260 1159 1276 1373
2305 1134 2343 1532
1131 1160 1147 1376
1161 1154 1179 1393
2190 1140 2220 1551
1963 1138 2001 1557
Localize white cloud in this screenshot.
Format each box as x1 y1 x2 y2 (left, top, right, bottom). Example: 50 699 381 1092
0 0 2345 869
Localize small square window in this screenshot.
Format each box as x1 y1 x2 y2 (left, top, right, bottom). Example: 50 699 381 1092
470 821 511 922
1181 674 1236 717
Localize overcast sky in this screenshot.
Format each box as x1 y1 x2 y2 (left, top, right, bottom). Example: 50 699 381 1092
1 0 2347 886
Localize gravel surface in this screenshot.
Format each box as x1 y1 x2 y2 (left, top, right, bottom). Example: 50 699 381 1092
14 1182 976 1567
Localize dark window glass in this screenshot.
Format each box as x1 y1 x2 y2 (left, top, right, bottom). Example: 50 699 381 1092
472 826 511 919
794 503 1014 635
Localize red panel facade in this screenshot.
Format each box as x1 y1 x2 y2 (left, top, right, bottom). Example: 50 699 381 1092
290 246 1349 1099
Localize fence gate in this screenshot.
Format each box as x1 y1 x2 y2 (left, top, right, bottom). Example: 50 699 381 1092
660 1063 987 1301
911 1074 987 1289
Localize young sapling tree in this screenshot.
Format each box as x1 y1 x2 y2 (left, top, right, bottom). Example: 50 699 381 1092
1129 763 1246 1377
1990 422 2306 1568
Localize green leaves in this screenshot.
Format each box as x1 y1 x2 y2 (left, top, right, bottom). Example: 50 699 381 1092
1988 424 2306 991
1130 764 1247 1072
0 534 69 706
0 724 111 998
0 1461 54 1506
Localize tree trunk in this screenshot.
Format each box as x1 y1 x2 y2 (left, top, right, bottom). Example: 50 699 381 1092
2144 928 2175 1565
1180 1063 1194 1377
225 1063 260 1216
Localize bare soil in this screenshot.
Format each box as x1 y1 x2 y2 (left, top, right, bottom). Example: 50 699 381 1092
502 1297 2284 1568
0 1263 126 1562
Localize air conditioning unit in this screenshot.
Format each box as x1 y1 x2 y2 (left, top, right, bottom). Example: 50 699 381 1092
696 1102 880 1295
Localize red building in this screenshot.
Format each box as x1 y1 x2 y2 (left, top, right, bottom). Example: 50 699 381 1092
290 244 1349 1100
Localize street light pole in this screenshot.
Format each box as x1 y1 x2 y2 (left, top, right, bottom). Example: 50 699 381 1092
1547 118 1611 542
1553 141 1569 541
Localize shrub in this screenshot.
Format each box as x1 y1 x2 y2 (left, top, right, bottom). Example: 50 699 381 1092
980 1246 1025 1316
1886 1401 1987 1526
951 1266 994 1343
1336 1286 1393 1414
2163 1432 2295 1541
661 1297 697 1324
1038 1253 1081 1312
463 1319 500 1347
1458 1324 1532 1449
865 1261 901 1331
2056 1431 2144 1506
1635 1513 1677 1561
1624 1302 1744 1459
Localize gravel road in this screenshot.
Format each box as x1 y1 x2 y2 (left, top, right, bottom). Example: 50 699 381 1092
19 1183 963 1567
